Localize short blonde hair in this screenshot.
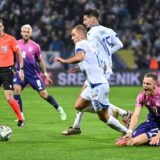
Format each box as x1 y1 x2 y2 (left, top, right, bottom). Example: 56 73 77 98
21 24 32 32
73 25 87 36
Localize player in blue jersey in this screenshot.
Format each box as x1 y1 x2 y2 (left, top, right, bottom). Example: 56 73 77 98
13 24 67 121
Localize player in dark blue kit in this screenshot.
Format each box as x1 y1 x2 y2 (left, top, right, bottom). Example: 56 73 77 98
13 24 67 121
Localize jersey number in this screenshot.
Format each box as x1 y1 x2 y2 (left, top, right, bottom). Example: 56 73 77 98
102 36 111 56
95 54 105 69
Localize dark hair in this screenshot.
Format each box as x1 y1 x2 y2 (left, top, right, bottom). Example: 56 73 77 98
73 25 87 36
144 73 158 82
83 8 99 19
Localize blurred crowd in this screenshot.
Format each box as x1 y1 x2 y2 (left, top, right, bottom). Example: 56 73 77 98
0 0 160 69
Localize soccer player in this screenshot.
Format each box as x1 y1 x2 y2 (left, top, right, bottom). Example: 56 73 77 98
13 24 67 121
61 8 132 135
116 73 160 146
55 24 128 135
0 19 24 126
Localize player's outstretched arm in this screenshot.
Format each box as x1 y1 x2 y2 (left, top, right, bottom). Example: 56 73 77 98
54 57 66 63
54 51 85 64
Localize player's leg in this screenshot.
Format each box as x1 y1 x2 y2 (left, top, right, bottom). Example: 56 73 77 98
96 108 128 134
71 83 94 129
61 98 115 136
128 133 149 146
28 74 67 120
92 83 128 134
73 97 91 128
116 119 159 146
13 84 24 120
109 103 133 127
4 89 24 126
61 83 121 135
62 97 91 135
130 120 159 146
106 73 133 126
115 122 150 146
13 72 26 120
61 83 91 135
39 89 67 121
109 103 128 116
2 69 24 127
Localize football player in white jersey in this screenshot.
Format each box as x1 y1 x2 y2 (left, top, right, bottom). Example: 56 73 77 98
54 25 128 135
61 8 132 135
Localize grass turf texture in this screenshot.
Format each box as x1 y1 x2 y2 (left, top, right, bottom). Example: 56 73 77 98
0 87 159 160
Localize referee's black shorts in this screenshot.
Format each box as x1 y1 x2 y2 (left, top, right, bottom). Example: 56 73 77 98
0 66 14 90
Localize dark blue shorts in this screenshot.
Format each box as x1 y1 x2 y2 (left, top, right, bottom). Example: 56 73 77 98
13 72 45 91
132 114 160 139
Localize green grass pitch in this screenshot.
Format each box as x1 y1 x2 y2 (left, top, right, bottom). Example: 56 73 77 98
0 86 159 160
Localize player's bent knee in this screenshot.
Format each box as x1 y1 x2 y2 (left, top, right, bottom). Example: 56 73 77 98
13 86 21 94
74 104 82 111
6 96 13 102
128 139 141 146
97 114 106 123
14 89 21 95
74 103 87 111
39 91 48 99
74 101 82 110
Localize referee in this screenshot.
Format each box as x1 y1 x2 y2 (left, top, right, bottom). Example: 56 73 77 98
0 19 24 126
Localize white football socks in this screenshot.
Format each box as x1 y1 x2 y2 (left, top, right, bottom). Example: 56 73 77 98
72 105 95 128
107 115 128 133
109 103 128 117
72 111 84 129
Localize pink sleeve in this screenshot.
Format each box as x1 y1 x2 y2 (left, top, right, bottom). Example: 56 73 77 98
135 93 144 107
35 44 42 60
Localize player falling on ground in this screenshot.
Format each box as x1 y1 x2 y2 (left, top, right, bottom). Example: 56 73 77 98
61 8 132 135
116 73 160 146
55 24 128 135
13 24 67 121
0 19 24 126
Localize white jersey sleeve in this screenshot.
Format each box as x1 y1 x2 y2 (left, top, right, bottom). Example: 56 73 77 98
109 29 123 54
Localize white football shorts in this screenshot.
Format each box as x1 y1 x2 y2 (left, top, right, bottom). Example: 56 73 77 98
81 82 110 111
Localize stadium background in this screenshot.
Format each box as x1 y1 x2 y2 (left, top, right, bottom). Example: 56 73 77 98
1 1 160 160
1 0 160 86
